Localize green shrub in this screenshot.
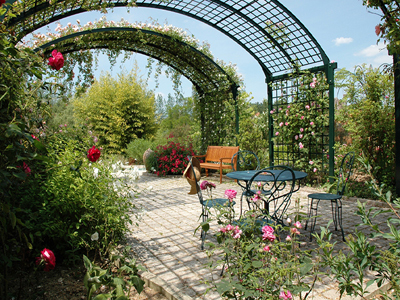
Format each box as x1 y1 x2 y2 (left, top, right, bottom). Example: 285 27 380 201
125 138 156 164
145 151 158 172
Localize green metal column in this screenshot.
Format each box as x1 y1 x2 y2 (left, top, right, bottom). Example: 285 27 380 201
266 76 274 166
394 54 400 196
232 84 239 146
327 62 337 179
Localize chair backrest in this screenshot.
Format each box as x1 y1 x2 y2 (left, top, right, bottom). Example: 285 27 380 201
188 156 204 205
231 150 261 171
247 166 295 225
336 151 355 195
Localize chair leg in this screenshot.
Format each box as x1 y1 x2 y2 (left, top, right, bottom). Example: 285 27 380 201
219 168 222 184
332 199 345 241
306 198 320 241
201 207 208 250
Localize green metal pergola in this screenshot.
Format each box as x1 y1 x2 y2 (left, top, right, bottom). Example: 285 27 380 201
4 0 336 176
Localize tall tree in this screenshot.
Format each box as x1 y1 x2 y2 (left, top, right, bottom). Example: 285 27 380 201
73 70 157 153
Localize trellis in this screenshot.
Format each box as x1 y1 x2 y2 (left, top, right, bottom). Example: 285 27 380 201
4 0 336 176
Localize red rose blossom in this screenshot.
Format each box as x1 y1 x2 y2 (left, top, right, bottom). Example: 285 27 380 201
48 49 64 70
36 248 56 271
87 146 101 162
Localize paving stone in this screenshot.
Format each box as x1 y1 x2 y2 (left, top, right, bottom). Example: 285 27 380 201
126 173 392 300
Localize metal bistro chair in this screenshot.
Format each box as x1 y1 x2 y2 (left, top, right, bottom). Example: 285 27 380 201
187 156 236 250
246 166 296 226
230 150 262 217
305 152 355 241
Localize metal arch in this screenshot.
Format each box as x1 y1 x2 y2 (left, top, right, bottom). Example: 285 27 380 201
6 0 331 76
34 27 237 94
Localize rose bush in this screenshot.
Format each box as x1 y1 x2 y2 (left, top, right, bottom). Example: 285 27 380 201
154 139 195 176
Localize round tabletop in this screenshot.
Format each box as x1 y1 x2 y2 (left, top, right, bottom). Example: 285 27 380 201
226 169 308 182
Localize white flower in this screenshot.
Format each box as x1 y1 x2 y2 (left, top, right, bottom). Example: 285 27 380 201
93 167 99 178
91 232 99 241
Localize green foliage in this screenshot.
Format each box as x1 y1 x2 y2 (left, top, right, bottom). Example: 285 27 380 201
73 70 158 154
83 247 145 300
144 151 157 173
335 65 395 192
20 134 137 259
315 155 400 299
125 138 156 164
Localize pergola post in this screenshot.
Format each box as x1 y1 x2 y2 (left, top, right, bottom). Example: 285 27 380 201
394 54 400 196
327 62 337 179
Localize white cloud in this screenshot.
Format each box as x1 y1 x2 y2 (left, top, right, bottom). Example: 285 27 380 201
354 42 392 68
333 37 353 46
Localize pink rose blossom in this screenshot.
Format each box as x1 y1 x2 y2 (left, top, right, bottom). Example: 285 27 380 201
313 168 317 173
287 105 291 108
310 82 316 88
299 142 304 149
295 135 298 140
299 134 303 139
300 128 304 132
263 245 271 252
225 189 237 200
285 122 288 126
290 227 300 235
279 290 293 300
286 235 292 242
310 122 314 126
294 221 302 229
226 224 234 231
275 132 279 136
279 122 283 127
311 131 315 135
232 226 242 239
305 105 310 110
301 116 304 120
309 160 314 165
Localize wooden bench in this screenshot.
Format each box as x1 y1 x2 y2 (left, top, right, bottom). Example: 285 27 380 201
193 146 239 183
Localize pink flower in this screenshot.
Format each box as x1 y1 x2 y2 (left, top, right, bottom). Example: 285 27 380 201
279 122 283 127
290 227 300 235
287 218 292 224
300 128 304 132
295 135 298 140
310 121 314 126
285 122 288 126
232 226 242 239
310 82 316 88
311 131 315 136
287 105 291 108
294 221 302 229
263 245 271 252
299 142 304 149
299 134 303 139
218 227 227 233
286 235 292 242
300 116 304 120
31 134 39 140
257 182 262 187
48 49 64 70
305 105 310 110
262 225 274 233
275 132 279 136
225 224 234 231
279 290 293 300
270 110 274 114
313 168 317 173
225 189 237 200
262 226 276 242
285 110 289 116
309 160 314 165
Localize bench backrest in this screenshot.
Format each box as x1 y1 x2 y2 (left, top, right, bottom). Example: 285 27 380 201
205 146 240 164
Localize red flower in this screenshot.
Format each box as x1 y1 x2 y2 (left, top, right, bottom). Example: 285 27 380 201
31 134 39 140
87 146 101 162
17 162 31 176
36 248 56 271
48 49 64 70
0 0 5 6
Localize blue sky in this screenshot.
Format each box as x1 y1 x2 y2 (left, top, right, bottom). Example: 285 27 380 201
40 0 392 102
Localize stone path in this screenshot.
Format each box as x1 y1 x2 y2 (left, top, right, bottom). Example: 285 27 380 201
126 172 392 300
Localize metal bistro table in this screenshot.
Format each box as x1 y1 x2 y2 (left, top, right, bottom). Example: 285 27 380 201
226 169 308 222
